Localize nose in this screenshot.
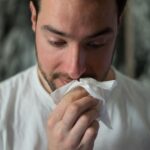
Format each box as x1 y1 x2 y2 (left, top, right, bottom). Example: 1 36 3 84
65 45 86 79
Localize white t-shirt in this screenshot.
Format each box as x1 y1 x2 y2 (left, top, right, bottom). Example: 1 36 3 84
0 66 150 150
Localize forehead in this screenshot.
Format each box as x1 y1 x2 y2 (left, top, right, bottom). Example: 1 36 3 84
38 0 117 38
40 0 117 15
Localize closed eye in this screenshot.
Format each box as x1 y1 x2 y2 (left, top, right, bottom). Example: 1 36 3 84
48 40 67 48
86 41 105 49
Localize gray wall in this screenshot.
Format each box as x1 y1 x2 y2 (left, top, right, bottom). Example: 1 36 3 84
0 0 35 81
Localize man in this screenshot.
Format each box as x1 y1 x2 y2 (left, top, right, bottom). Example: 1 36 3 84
0 0 150 150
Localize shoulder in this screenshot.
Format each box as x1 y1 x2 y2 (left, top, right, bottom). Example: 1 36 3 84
111 68 150 129
0 66 37 113
112 68 150 110
114 69 150 98
0 65 38 130
0 66 36 94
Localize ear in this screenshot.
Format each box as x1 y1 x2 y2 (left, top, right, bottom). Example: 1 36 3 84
30 1 37 32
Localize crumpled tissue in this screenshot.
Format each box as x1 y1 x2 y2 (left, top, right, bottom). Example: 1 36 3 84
50 78 117 129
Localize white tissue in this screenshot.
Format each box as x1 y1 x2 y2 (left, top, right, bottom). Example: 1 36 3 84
50 78 117 129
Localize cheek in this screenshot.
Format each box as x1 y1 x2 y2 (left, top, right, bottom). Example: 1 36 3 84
86 45 114 75
90 47 113 62
35 32 62 73
87 36 116 67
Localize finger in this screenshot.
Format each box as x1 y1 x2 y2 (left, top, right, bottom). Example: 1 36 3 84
49 87 89 125
79 120 100 150
68 109 99 145
62 96 99 130
61 86 89 105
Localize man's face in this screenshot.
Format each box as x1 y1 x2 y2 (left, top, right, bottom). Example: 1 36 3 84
30 0 118 90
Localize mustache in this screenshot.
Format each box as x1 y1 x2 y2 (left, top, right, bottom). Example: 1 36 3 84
49 72 96 81
49 72 72 81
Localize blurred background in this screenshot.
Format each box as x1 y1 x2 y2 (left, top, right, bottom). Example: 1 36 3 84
0 0 150 86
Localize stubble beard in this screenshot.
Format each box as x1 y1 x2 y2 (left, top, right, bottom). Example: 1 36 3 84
34 38 117 92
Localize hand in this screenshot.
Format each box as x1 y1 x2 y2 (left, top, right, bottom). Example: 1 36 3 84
47 87 100 150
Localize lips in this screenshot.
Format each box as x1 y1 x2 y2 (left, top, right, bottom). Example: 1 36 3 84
53 77 72 88
60 78 72 85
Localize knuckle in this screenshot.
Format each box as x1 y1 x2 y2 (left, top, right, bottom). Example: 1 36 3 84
86 127 98 138
94 120 100 130
80 114 89 124
69 103 81 114
95 120 100 128
93 109 99 119
74 86 88 96
74 86 84 92
86 121 100 138
80 88 89 97
54 124 66 141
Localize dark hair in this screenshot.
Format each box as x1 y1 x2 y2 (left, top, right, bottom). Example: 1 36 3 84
116 0 127 16
31 0 127 17
31 0 40 13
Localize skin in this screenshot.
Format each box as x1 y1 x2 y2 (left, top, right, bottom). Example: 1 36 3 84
30 0 119 149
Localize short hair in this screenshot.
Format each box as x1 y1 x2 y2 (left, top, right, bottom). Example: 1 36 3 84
30 0 127 17
31 0 40 13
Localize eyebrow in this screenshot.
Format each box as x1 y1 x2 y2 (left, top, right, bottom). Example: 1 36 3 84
42 25 113 39
42 25 71 38
86 28 113 39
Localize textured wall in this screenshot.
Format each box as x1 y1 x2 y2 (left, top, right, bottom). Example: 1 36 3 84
0 0 150 84
133 0 150 85
0 0 35 81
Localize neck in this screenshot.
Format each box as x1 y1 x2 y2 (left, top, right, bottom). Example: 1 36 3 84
104 67 116 81
37 68 52 94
